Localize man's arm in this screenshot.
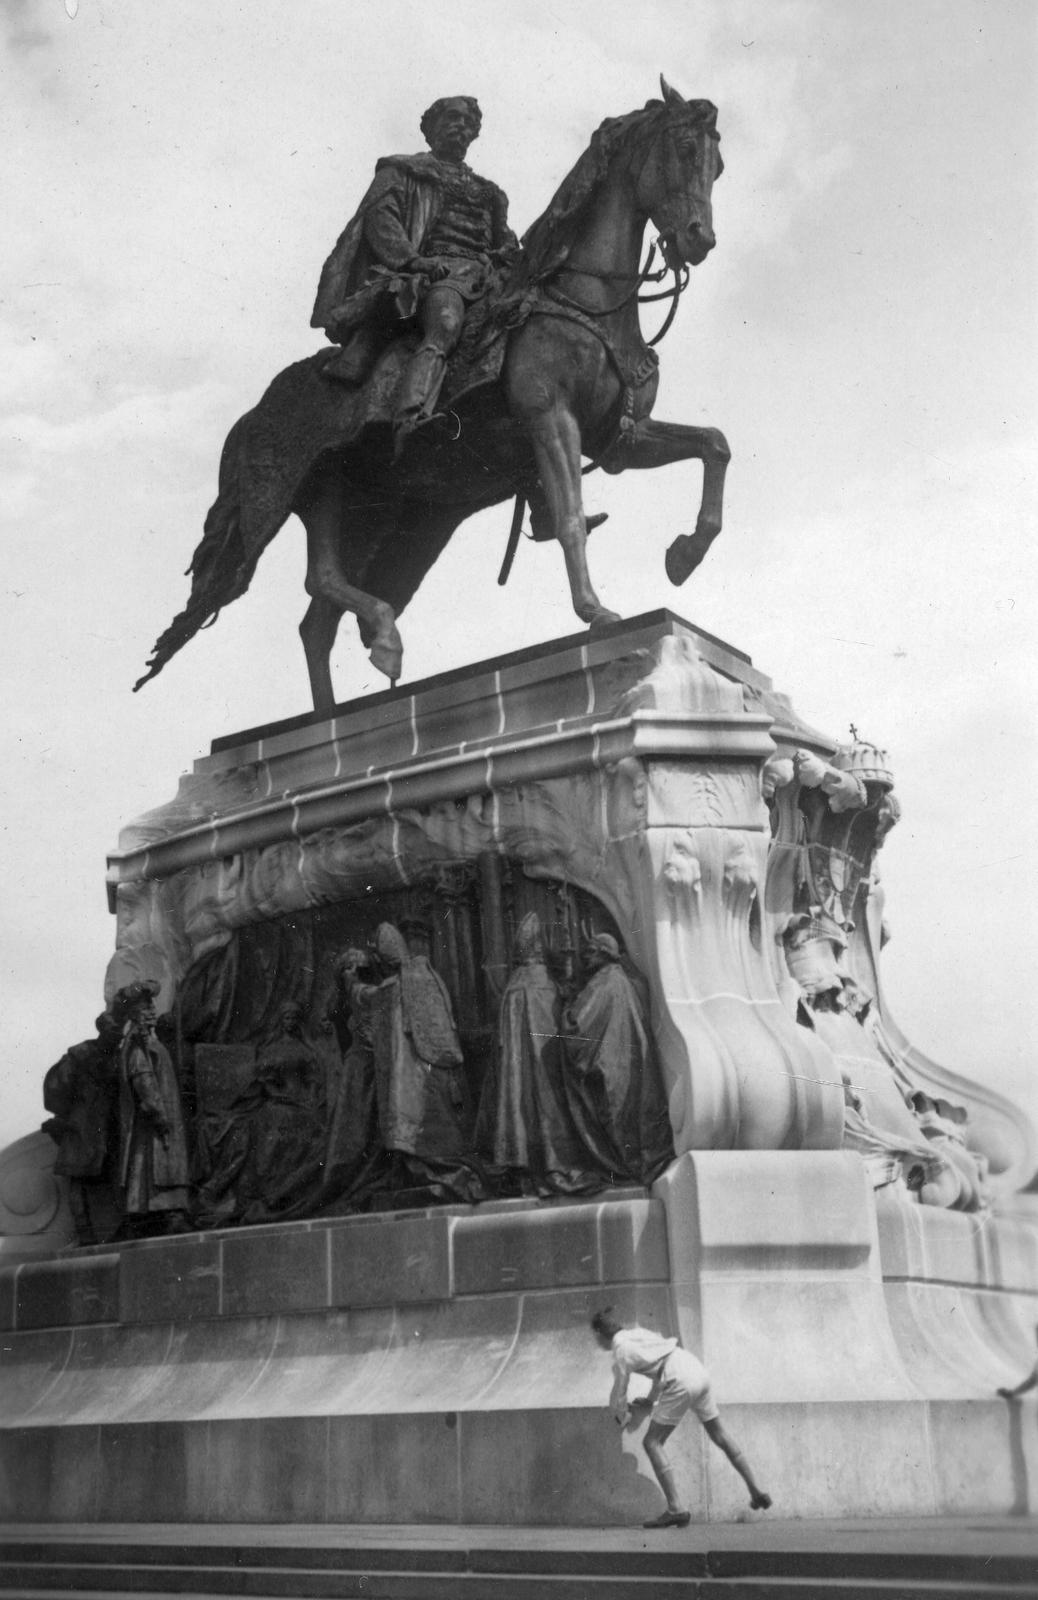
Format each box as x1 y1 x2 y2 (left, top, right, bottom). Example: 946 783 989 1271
628 1372 662 1419
609 1356 632 1426
363 183 424 271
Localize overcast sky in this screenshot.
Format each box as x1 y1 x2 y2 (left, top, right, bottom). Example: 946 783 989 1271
1 0 1035 1156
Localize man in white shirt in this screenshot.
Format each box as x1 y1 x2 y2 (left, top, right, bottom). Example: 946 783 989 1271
591 1308 772 1528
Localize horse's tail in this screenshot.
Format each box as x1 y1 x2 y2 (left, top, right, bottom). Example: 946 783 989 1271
134 416 254 692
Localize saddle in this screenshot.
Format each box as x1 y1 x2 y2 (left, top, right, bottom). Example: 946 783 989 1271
318 278 513 419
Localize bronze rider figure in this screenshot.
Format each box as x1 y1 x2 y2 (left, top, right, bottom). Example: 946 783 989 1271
311 96 519 453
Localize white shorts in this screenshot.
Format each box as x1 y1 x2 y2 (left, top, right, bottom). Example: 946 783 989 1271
652 1348 719 1428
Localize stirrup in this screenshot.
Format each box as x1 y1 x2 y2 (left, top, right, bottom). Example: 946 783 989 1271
424 408 462 440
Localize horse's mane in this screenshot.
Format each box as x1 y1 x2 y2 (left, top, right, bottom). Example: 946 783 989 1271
516 97 719 287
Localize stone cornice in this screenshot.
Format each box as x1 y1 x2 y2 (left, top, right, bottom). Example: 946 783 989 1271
106 706 776 889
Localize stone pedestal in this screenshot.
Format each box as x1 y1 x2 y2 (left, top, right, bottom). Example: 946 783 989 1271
2 611 1036 1524
2 1159 1036 1523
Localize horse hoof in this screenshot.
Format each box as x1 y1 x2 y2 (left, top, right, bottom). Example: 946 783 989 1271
588 608 621 631
665 535 702 587
369 638 403 683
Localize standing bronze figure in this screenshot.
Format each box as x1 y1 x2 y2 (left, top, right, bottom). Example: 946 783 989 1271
476 912 600 1195
562 934 674 1184
41 1012 122 1245
340 923 481 1199
137 79 729 713
112 981 190 1235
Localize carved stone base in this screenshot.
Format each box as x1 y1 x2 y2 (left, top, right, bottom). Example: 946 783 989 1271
3 610 1035 1524
103 608 1034 1190
1 1157 1036 1524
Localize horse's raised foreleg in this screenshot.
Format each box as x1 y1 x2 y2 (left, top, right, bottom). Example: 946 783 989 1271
525 404 620 628
298 469 403 715
602 419 731 585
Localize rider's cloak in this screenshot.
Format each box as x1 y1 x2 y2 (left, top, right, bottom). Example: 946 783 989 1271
310 152 513 341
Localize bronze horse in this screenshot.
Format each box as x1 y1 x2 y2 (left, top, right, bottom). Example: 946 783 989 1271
138 80 729 716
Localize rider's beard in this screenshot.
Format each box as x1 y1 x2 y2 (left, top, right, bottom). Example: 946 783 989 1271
433 128 473 163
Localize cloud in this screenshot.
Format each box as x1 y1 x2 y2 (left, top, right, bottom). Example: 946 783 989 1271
1 0 1034 1158
1 0 51 54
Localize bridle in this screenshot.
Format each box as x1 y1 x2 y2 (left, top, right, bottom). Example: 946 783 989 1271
553 240 692 347
545 109 712 346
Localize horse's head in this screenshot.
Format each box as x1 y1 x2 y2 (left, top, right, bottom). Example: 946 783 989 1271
635 77 723 270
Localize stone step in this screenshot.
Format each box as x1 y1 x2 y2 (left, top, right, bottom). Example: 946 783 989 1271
1 1528 1037 1599
2 1580 1036 1593
0 1575 1036 1598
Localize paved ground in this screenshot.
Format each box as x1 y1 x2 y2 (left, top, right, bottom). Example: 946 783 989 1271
2 1516 1036 1560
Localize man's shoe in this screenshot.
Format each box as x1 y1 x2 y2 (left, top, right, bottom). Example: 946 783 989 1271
643 1509 691 1529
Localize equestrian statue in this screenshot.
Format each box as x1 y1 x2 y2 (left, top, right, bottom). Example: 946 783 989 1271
136 79 730 716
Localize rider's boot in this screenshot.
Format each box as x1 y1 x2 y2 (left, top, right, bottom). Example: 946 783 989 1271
393 341 448 457
528 482 609 542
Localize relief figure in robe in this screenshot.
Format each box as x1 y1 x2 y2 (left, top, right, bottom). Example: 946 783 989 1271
240 1001 328 1223
191 1043 263 1229
316 948 389 1211
562 933 675 1185
475 911 602 1196
340 923 483 1201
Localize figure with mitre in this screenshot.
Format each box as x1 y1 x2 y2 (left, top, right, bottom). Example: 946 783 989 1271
561 933 674 1184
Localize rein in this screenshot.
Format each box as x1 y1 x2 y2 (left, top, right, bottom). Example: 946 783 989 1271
538 235 691 474
550 240 691 340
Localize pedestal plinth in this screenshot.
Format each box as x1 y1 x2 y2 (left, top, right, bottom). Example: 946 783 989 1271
2 611 1035 1525
2 1157 1036 1523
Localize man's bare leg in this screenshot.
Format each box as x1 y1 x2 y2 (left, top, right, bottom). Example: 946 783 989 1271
703 1417 772 1509
641 1419 691 1527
